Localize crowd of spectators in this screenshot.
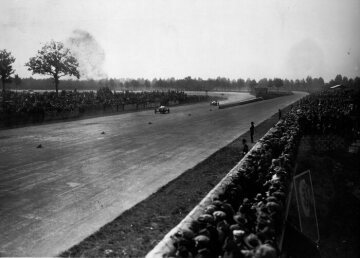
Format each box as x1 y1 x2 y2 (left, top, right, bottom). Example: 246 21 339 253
295 90 355 137
167 88 358 258
0 88 211 125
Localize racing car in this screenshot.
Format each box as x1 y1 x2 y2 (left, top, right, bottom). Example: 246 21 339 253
155 105 170 114
210 100 220 106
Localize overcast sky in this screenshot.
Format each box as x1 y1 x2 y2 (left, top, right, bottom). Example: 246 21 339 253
1 0 359 81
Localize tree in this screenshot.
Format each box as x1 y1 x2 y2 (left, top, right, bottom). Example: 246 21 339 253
305 76 312 92
306 76 312 87
236 78 245 90
283 79 291 91
300 79 306 91
334 74 343 85
342 76 349 85
245 78 252 90
273 78 283 91
249 79 257 90
26 40 80 94
311 77 325 92
258 78 268 88
268 79 274 89
0 49 16 93
14 74 22 86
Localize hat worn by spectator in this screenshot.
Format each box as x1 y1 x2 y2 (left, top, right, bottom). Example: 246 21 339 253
244 233 261 249
217 219 229 229
233 213 247 226
257 226 275 242
230 224 243 231
197 214 214 224
198 227 212 238
243 198 251 204
175 228 195 240
204 204 217 215
174 238 195 256
189 220 202 233
233 230 246 245
196 247 212 257
272 166 283 174
271 159 280 166
212 200 223 207
271 173 281 182
194 235 210 245
266 202 281 213
254 244 277 258
267 186 278 195
253 200 266 212
266 196 279 204
233 229 246 237
254 193 263 202
174 245 192 258
220 202 235 217
271 191 286 202
241 249 255 258
213 210 227 221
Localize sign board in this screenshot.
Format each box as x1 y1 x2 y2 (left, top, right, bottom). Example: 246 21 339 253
293 170 320 244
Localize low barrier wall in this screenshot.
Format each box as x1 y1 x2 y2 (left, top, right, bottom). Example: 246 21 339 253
44 110 80 121
147 102 161 108
124 103 137 111
169 100 180 106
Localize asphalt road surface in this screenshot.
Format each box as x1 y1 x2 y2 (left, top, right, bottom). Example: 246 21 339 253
0 91 307 256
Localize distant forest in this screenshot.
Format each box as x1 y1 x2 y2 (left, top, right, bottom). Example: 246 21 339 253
8 74 360 92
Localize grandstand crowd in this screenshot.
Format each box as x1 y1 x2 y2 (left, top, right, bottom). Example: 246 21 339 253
0 88 210 126
167 88 359 258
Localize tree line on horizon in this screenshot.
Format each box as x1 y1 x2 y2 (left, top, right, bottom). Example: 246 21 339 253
1 41 359 95
7 74 360 94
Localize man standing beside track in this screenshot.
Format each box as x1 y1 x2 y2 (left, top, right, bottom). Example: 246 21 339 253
250 122 255 143
278 109 282 120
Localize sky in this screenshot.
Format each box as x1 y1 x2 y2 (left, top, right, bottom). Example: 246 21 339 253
1 0 359 82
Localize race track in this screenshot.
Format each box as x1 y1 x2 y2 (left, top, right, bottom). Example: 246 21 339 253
0 91 307 256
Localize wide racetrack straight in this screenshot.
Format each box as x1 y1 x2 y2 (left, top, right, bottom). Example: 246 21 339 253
0 92 307 256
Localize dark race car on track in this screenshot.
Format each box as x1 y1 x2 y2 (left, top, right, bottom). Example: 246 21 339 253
155 105 170 114
210 100 219 106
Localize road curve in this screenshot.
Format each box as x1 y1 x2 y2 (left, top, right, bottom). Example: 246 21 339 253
0 91 307 256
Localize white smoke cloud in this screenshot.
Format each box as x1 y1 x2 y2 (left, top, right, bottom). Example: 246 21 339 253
66 29 107 79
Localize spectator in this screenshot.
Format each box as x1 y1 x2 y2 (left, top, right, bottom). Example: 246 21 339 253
250 122 255 143
169 88 359 258
0 88 213 127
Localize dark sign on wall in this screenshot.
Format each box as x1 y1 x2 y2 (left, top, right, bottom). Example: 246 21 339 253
293 170 320 244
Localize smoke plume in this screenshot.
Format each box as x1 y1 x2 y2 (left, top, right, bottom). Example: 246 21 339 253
66 29 107 79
